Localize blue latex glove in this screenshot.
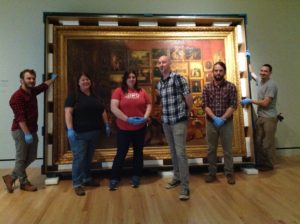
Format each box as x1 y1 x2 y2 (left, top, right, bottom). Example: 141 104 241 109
134 117 147 124
24 133 33 144
240 98 252 105
127 117 137 125
50 73 58 80
132 116 147 125
213 116 225 128
67 128 76 142
105 124 111 137
246 49 251 58
127 117 146 125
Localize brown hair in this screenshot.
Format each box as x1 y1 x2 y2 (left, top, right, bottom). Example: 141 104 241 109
19 69 36 79
262 64 272 72
121 70 141 93
213 61 227 73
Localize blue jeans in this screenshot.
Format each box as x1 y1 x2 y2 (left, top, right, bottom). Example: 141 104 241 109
68 130 100 188
111 127 146 180
162 121 189 190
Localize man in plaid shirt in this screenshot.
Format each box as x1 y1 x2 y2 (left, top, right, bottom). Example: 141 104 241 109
2 69 57 193
202 61 237 185
156 55 193 200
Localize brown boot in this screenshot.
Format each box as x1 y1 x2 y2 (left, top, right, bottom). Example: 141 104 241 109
74 186 85 196
2 175 16 193
226 174 236 185
20 182 38 192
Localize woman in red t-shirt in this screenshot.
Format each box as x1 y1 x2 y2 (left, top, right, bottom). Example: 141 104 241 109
109 70 152 190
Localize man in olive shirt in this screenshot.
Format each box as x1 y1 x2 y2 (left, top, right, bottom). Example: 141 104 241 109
241 64 278 171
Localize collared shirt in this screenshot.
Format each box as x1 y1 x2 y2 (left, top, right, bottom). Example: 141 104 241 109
9 83 48 132
156 72 190 124
202 80 237 120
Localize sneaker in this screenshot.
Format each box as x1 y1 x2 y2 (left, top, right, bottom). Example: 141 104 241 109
226 174 236 185
74 186 85 196
205 174 217 183
2 175 16 193
131 176 140 188
165 179 180 189
82 179 100 187
20 182 38 192
109 179 118 191
179 189 190 200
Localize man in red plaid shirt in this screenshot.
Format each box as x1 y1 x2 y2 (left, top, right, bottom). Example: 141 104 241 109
202 62 237 185
2 69 57 193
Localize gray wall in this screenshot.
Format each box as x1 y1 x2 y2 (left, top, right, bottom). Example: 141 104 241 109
0 0 299 167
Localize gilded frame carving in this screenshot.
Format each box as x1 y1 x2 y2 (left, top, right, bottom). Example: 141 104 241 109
50 26 245 165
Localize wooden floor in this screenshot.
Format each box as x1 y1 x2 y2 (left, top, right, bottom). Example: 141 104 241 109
1 155 300 224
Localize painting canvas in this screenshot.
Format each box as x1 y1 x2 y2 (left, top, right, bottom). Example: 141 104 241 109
189 61 203 79
49 26 245 164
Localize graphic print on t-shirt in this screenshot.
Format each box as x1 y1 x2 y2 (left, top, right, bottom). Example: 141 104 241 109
125 92 140 99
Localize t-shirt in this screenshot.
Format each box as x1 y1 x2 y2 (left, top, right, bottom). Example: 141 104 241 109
257 77 278 118
111 87 151 131
64 92 105 133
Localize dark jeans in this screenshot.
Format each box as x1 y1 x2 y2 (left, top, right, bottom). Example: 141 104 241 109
111 127 146 180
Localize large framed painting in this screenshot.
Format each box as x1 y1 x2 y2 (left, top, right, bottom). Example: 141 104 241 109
49 25 245 166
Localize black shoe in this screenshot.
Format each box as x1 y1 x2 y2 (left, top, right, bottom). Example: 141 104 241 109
131 176 140 188
258 166 274 171
165 179 181 189
205 174 217 183
179 189 190 201
109 179 119 191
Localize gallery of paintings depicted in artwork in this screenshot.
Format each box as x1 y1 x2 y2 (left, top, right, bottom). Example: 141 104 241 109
107 43 224 147
66 39 225 149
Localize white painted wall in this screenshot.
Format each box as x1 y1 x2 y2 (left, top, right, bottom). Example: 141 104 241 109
0 0 299 167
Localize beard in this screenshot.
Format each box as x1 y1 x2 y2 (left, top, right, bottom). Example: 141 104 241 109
23 81 35 89
214 75 224 82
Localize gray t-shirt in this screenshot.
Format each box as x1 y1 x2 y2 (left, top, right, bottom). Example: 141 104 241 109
257 77 278 118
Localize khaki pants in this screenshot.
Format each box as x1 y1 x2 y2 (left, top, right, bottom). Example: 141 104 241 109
11 130 38 184
163 120 189 190
206 119 234 175
255 117 278 168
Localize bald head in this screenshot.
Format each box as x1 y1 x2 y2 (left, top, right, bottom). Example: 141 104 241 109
158 55 171 77
159 55 170 63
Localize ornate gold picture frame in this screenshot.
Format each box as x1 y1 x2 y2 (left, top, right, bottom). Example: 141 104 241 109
49 25 245 166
